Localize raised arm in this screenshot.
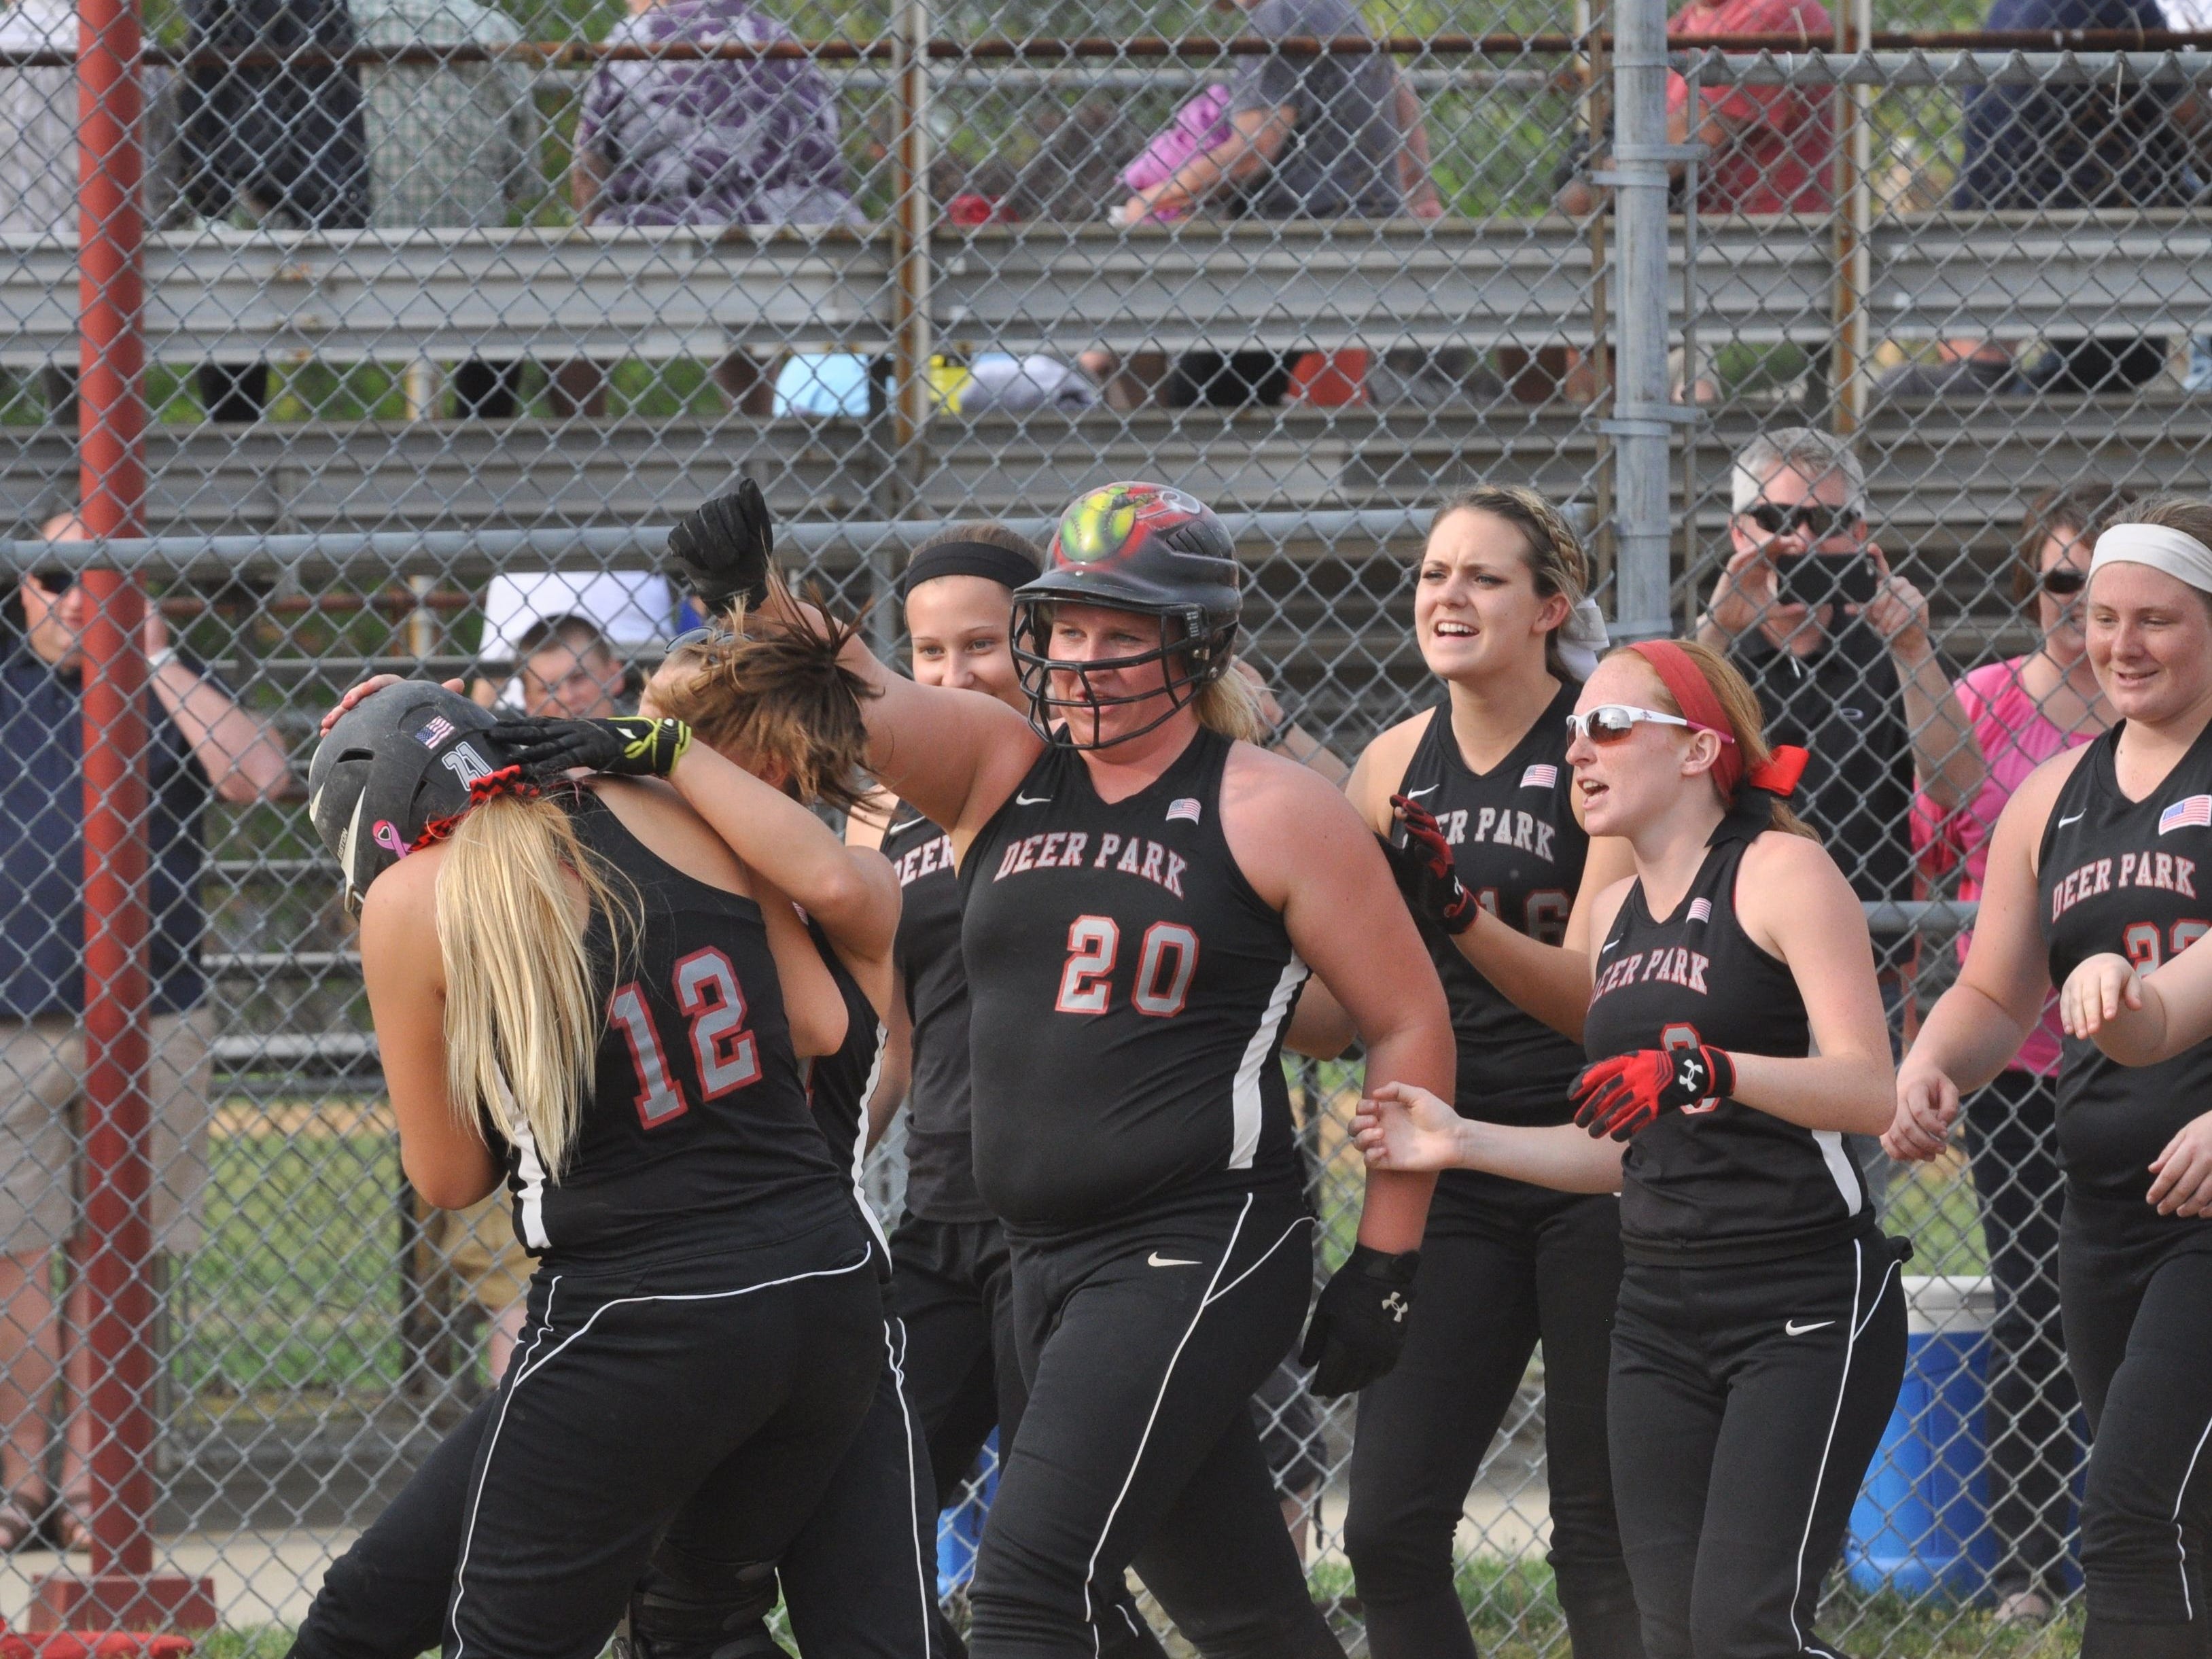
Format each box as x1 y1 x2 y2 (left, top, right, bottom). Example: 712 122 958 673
818 625 1043 845
661 741 902 981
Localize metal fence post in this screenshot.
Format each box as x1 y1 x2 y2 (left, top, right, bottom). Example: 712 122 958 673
1604 0 1684 640
890 0 932 486
35 0 216 1628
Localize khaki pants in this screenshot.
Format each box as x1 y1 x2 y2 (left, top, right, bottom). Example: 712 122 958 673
440 1193 530 1314
0 1009 215 1256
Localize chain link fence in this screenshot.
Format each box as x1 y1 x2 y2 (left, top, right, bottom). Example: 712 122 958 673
1 0 2205 1642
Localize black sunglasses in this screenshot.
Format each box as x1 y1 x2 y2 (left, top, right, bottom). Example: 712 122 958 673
2040 567 2088 597
1741 502 1864 542
22 569 74 596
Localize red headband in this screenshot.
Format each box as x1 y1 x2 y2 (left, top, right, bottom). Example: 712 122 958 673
1624 640 1808 802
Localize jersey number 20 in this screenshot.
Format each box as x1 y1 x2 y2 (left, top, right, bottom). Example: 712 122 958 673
1055 915 1200 1017
607 947 764 1130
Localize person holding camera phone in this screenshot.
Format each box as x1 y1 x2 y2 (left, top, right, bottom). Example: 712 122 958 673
1693 429 1985 1062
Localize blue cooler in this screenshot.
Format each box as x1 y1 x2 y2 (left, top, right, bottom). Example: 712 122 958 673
1848 1274 2001 1597
938 1430 1000 1595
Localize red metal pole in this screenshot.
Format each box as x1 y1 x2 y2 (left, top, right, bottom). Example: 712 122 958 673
29 0 213 1628
76 0 155 1586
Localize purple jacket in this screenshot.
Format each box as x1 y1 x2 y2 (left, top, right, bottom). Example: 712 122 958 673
578 0 858 227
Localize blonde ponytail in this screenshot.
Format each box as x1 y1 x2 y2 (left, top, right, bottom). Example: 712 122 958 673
1193 661 1267 743
435 794 636 1178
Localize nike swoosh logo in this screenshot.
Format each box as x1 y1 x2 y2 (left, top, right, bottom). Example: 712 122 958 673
1147 1253 1202 1268
1785 1319 1834 1336
1600 938 1622 953
1016 792 1052 805
2057 811 2086 827
1403 784 1440 798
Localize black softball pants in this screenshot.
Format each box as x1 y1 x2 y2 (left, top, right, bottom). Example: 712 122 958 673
2060 1198 2212 1659
1344 1183 1643 1659
890 1212 1028 1505
1608 1235 1907 1659
288 1251 884 1659
1959 1070 2082 1600
967 1188 1342 1659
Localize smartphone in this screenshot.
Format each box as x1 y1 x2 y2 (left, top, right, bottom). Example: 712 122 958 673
1773 553 1880 610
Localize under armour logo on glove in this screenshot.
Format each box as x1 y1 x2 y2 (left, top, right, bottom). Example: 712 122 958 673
1301 1244 1422 1398
1381 794 1479 935
1571 1044 1737 1142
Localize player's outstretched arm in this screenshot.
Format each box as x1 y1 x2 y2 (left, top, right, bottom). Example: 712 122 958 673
1895 747 2084 1159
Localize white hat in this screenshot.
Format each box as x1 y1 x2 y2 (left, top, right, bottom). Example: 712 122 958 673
477 571 678 665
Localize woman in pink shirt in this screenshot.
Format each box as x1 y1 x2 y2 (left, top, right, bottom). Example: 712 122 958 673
1910 481 2129 1624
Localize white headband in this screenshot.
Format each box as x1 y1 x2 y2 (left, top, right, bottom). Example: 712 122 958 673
2090 523 2212 595
1558 595 1612 682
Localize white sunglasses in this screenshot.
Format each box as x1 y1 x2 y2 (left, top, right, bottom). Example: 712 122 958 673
1563 703 1738 746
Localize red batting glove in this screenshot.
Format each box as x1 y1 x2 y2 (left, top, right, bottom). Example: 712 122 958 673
1387 794 1479 935
1571 1045 1736 1141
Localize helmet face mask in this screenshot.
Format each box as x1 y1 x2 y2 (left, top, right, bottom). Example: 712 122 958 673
1011 601 1235 750
1013 481 1242 751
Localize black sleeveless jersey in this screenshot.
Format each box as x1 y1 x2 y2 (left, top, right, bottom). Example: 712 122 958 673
883 805 990 1223
1583 835 1872 1266
959 728 1311 1231
805 916 891 1264
2039 720 2212 1208
1392 689 1588 1131
500 797 863 1278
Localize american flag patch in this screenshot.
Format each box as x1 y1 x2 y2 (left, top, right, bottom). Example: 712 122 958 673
1166 797 1201 825
1520 763 1558 790
412 716 456 750
2162 794 2212 835
1687 897 1713 923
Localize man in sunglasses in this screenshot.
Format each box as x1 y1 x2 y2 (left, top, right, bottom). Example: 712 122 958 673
0 512 292 1546
1692 427 1985 1066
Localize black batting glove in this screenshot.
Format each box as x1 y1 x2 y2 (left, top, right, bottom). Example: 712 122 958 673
1299 1244 1420 1399
667 481 775 612
1383 794 1479 935
488 716 693 781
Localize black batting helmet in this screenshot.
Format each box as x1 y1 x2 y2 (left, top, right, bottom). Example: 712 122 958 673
1011 481 1242 748
308 683 514 915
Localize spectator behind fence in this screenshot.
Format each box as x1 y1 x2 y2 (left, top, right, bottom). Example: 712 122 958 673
353 0 540 419
1079 0 1443 411
179 0 370 421
1693 427 1986 1041
1908 481 2128 1624
0 514 291 1548
2 0 181 425
1556 0 1833 400
470 569 677 705
558 0 858 419
1878 0 2193 401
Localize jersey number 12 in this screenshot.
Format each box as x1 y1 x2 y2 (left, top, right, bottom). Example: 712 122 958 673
608 947 764 1129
